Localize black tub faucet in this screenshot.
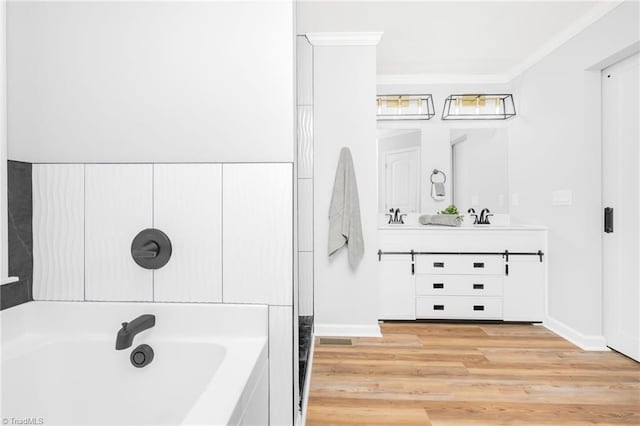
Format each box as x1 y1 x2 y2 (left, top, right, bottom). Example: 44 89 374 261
116 314 156 350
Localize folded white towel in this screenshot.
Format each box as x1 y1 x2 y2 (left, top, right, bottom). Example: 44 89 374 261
328 147 364 268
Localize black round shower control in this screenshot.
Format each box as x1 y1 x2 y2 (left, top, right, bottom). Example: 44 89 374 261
130 344 154 368
131 228 172 270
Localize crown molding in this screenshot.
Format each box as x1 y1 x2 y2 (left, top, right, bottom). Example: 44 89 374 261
376 0 624 87
377 73 512 86
305 32 383 47
506 0 624 78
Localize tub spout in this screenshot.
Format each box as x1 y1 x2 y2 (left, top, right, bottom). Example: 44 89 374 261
115 314 156 350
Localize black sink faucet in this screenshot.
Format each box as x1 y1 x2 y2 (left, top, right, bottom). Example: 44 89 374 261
478 208 493 225
115 314 156 350
468 208 478 225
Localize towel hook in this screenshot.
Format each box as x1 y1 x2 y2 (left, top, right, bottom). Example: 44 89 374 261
430 169 446 184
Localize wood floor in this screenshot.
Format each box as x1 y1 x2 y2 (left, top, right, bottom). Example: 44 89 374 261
306 322 640 425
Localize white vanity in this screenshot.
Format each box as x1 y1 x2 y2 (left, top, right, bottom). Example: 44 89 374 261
378 225 547 322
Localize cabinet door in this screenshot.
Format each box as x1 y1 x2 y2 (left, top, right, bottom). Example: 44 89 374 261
378 257 415 320
504 257 545 321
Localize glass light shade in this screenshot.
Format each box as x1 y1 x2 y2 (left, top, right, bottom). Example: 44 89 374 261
376 94 435 120
442 94 516 120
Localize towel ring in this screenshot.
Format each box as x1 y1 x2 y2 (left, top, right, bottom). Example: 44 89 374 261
430 169 446 184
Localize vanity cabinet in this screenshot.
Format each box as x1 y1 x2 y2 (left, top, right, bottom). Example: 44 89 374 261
415 255 505 320
378 227 547 322
378 256 415 319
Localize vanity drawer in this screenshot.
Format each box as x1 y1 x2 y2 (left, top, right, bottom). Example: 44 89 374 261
415 275 503 296
416 296 503 319
415 255 503 275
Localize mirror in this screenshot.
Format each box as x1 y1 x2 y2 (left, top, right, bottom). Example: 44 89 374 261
451 128 509 214
377 128 421 213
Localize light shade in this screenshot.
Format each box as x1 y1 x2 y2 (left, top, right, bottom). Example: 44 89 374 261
442 94 516 120
377 94 435 120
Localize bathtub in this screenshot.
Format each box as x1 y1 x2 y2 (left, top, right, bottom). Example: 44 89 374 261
0 302 268 426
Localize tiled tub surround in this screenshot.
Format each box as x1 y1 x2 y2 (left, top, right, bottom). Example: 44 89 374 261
27 162 294 425
1 302 269 425
3 161 33 309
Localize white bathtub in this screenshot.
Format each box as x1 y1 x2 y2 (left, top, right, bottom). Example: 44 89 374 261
0 302 268 426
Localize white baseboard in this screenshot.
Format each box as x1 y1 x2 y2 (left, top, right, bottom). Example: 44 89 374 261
544 315 609 351
314 323 381 337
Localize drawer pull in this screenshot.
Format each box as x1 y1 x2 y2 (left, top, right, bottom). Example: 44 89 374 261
433 262 445 268
433 305 445 311
473 305 485 311
433 283 444 289
473 262 485 268
473 283 484 290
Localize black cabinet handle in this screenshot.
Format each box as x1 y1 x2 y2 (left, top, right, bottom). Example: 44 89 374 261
473 305 485 311
473 262 485 268
433 305 444 311
433 262 445 268
605 207 614 233
473 283 484 290
433 283 444 289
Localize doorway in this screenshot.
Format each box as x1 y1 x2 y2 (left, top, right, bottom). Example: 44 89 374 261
602 52 640 361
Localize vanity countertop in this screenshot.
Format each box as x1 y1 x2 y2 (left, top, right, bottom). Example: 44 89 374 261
378 224 548 231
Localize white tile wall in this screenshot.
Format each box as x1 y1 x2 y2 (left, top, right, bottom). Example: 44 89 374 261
297 179 313 252
298 251 313 316
85 164 153 301
297 106 313 179
269 305 293 426
32 164 85 301
222 163 293 306
296 36 313 107
153 164 223 302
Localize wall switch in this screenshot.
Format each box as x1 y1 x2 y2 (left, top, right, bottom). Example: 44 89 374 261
511 193 520 206
552 189 573 206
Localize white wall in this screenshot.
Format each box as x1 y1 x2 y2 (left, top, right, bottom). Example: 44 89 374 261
509 1 639 344
377 83 512 215
7 1 294 163
1 0 7 279
313 42 380 336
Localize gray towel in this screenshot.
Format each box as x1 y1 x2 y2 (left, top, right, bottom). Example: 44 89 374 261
431 182 445 200
419 214 463 227
328 147 364 268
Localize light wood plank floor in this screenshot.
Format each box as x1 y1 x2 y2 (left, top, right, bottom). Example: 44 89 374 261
306 323 640 425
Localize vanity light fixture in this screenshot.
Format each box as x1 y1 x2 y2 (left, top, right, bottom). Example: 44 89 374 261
376 94 435 120
441 94 516 120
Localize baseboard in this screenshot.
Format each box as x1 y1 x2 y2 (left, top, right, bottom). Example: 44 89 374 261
544 315 609 351
298 330 315 426
314 323 382 337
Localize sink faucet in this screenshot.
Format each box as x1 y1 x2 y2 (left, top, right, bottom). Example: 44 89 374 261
386 208 407 224
478 208 493 225
115 314 156 350
468 208 478 225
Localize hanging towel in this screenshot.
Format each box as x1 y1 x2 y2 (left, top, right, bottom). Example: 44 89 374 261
431 182 446 201
328 147 364 268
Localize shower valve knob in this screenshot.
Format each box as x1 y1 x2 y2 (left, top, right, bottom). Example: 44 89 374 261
131 228 172 270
